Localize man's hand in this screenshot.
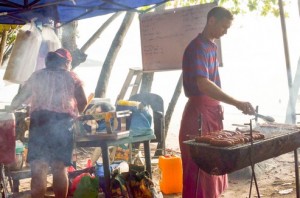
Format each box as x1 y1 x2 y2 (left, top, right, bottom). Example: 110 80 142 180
236 101 255 115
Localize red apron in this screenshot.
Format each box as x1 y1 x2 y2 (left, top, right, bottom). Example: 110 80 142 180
179 96 228 198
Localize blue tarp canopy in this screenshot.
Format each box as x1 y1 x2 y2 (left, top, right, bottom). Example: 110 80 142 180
0 0 169 25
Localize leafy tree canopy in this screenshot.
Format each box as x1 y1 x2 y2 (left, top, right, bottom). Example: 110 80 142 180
165 0 290 17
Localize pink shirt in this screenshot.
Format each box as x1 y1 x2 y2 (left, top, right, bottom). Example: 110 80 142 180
12 68 84 117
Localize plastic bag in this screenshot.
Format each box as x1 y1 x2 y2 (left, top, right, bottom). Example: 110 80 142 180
130 108 152 130
3 21 42 84
73 175 99 198
68 166 96 196
116 103 153 137
110 172 131 198
110 170 158 198
35 25 61 71
127 171 154 198
96 161 129 191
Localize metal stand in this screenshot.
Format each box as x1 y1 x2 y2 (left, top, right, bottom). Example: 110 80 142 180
0 164 11 198
246 122 300 198
198 113 202 136
295 149 300 198
246 119 261 198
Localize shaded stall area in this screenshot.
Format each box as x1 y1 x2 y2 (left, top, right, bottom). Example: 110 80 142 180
0 1 171 197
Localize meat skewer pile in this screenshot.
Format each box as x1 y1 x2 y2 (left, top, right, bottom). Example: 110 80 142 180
195 130 265 147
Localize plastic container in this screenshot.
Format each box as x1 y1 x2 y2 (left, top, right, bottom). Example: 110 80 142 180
16 140 25 154
0 112 16 164
158 155 183 194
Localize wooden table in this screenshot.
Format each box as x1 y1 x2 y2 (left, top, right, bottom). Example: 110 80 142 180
75 133 156 197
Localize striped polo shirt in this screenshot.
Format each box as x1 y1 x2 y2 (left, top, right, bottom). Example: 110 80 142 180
182 33 221 97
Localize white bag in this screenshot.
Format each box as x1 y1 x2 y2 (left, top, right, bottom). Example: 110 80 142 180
3 21 42 84
35 26 61 71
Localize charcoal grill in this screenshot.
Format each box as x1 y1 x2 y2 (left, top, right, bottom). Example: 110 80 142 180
185 130 300 175
184 123 300 175
184 123 300 197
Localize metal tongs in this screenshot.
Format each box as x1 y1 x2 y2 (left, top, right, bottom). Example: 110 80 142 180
254 106 275 123
255 113 275 122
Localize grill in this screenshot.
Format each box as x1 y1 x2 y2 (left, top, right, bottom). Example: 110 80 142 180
184 123 300 175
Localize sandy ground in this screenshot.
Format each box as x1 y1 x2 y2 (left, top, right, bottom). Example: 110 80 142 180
9 146 300 198
222 151 298 198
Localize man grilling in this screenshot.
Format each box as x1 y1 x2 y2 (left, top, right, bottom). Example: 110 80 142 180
179 6 255 198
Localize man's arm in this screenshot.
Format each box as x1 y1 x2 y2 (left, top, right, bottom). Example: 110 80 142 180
196 76 255 115
74 86 88 114
9 84 31 111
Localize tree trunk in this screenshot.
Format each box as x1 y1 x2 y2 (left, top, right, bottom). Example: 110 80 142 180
154 73 182 156
80 12 122 53
95 11 136 98
62 20 93 69
61 21 78 51
165 73 182 134
0 30 8 66
2 44 12 65
285 57 300 124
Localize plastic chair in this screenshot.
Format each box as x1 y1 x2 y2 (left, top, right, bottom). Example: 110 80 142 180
129 93 165 157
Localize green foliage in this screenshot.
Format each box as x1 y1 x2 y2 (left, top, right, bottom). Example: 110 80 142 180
6 29 18 46
0 27 19 59
249 0 280 16
169 0 290 17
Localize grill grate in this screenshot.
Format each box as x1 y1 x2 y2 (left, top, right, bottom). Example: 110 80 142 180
184 123 300 175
